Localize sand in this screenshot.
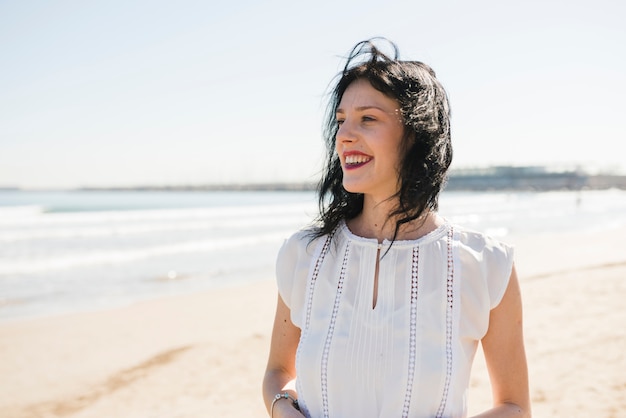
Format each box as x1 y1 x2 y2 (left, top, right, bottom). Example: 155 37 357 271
1 226 625 418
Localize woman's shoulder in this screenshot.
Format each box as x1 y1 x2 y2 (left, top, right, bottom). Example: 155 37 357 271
452 223 513 255
280 227 326 256
452 223 515 277
452 223 515 309
276 226 333 275
276 226 330 318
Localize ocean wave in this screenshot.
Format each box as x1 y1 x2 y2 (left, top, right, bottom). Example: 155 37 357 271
0 202 316 226
0 213 313 242
0 205 46 218
0 231 291 275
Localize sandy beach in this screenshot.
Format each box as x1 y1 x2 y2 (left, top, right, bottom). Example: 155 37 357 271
1 226 625 418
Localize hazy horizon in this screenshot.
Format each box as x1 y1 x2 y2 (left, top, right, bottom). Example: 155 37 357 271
2 162 624 192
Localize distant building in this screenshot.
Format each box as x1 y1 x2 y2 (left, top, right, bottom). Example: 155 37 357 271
446 166 589 191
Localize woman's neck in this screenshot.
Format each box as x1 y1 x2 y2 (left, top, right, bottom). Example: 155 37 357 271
346 195 442 243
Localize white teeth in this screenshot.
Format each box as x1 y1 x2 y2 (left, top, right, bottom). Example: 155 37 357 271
345 155 371 164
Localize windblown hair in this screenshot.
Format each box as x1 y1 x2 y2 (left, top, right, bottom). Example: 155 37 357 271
312 38 453 242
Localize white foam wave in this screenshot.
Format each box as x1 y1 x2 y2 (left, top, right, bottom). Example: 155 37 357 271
0 231 290 275
0 202 316 226
0 205 45 218
0 213 313 242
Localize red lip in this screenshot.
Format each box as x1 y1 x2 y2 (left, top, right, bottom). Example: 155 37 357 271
343 150 370 157
342 150 373 170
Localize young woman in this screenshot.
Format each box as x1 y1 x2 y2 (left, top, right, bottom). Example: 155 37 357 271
263 39 530 418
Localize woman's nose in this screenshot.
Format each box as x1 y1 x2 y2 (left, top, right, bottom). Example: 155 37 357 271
336 120 356 143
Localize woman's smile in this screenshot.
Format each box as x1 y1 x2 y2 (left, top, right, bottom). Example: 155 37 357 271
343 151 373 170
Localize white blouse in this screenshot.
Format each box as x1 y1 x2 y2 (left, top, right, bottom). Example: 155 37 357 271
276 220 514 418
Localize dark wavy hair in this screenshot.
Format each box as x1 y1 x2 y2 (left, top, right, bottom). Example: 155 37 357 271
312 38 452 242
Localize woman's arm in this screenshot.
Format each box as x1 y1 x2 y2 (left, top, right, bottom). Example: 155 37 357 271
471 265 531 417
263 293 304 417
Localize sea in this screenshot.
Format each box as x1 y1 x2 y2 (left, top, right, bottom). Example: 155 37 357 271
2 188 626 322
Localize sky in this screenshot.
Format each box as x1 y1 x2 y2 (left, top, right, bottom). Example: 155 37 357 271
1 0 625 189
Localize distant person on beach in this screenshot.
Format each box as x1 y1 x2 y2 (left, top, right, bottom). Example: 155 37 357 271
263 39 530 417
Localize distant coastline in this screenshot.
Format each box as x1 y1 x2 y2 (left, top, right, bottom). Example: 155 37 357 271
3 166 626 193
444 166 626 191
77 167 626 192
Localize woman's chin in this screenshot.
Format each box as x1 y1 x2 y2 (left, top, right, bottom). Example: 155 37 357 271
342 181 364 195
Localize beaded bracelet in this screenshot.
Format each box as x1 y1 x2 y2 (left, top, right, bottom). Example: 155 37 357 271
270 392 300 417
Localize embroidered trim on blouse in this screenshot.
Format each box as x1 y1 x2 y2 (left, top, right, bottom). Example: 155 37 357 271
303 234 332 331
402 245 420 417
296 233 333 417
320 241 350 418
436 226 455 418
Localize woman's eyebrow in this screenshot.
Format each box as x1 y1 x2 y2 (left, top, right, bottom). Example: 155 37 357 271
336 105 387 114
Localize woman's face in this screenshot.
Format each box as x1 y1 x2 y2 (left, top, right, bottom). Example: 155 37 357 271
335 79 405 200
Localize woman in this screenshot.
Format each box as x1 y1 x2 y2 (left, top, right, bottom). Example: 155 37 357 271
263 39 530 418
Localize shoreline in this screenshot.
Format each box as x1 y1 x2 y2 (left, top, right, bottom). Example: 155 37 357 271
1 226 626 417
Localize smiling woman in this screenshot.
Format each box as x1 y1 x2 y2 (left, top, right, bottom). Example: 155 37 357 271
262 39 530 418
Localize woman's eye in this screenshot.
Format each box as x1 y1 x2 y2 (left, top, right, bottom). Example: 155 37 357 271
336 119 345 126
362 116 375 122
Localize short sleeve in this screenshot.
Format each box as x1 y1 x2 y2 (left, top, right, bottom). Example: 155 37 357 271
456 229 515 340
481 236 515 309
275 230 317 328
457 229 515 311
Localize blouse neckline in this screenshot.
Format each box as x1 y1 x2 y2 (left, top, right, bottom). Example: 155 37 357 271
338 218 450 249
